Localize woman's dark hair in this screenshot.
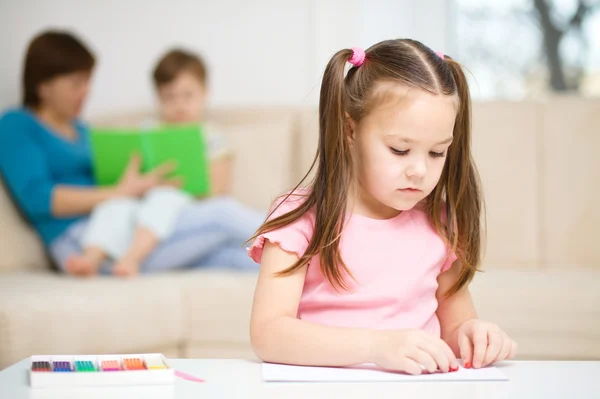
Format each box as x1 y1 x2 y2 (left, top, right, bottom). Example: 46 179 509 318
22 30 95 108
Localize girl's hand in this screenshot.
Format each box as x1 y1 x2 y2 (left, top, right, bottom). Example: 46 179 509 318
116 154 179 197
457 319 518 369
370 329 459 375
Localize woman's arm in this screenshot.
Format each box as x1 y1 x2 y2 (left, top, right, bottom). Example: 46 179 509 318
0 123 120 218
53 155 177 216
51 185 121 216
251 241 376 366
0 124 173 218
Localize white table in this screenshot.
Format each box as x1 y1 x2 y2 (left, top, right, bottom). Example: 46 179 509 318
1 358 599 398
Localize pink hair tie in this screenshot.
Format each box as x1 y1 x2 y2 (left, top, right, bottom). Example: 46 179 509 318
348 47 366 67
435 51 445 60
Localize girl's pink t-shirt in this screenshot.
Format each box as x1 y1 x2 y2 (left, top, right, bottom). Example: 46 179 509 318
248 192 457 337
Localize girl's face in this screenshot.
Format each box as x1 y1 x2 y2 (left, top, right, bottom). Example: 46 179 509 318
349 85 458 218
38 70 92 120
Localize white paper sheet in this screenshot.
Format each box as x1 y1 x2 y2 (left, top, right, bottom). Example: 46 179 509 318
262 362 508 382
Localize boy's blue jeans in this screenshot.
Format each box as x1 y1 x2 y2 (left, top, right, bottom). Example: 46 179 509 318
50 196 264 274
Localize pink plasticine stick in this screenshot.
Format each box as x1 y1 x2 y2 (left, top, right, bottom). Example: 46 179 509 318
174 370 205 383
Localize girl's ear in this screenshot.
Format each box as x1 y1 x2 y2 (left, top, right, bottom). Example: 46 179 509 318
345 112 357 145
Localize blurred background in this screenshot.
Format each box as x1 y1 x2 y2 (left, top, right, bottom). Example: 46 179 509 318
1 0 598 114
0 0 455 114
0 0 598 370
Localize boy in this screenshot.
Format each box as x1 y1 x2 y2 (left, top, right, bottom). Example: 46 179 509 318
109 48 236 276
152 48 232 195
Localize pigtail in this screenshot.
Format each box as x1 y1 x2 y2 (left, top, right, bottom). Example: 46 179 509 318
433 57 484 296
248 49 357 290
308 49 356 289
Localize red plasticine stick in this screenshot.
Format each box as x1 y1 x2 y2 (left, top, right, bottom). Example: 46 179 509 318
174 370 205 383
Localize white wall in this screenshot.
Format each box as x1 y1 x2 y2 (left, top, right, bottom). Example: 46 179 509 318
0 0 451 118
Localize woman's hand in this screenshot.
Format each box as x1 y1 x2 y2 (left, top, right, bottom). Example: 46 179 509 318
457 319 518 369
116 154 180 197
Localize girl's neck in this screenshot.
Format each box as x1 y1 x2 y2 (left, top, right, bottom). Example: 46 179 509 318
35 107 76 140
347 180 402 220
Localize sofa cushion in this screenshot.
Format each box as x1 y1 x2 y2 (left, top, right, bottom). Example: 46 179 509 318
471 102 541 268
181 270 257 346
182 266 600 360
0 271 187 369
540 97 600 267
0 177 49 272
209 109 297 210
469 267 600 360
294 108 319 184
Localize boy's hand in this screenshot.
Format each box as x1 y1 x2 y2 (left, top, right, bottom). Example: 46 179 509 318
163 176 184 189
457 319 518 369
116 154 177 197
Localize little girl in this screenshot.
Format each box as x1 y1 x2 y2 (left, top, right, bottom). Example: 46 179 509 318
247 39 517 374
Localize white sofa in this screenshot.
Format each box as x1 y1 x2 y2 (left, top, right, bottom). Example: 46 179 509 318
0 99 598 370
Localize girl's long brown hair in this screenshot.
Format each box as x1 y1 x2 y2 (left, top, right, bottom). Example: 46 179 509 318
248 39 483 296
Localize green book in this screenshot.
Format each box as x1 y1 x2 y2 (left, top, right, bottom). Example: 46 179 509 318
89 124 210 196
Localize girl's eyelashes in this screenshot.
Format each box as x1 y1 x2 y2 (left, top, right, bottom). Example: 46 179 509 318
389 147 447 158
389 147 409 156
429 151 446 158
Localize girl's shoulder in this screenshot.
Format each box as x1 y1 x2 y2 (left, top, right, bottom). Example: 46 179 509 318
269 187 312 214
265 188 316 232
247 188 314 263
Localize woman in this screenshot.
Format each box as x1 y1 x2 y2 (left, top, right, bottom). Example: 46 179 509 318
0 30 262 277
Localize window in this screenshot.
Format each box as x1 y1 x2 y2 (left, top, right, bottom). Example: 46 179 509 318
454 0 600 99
